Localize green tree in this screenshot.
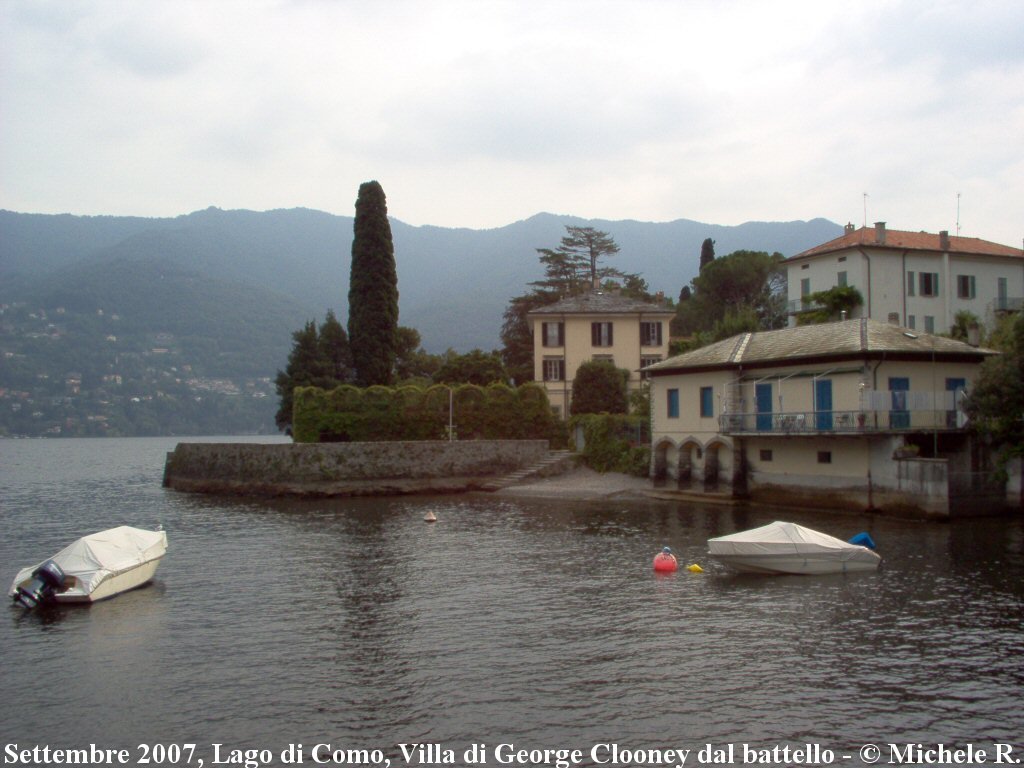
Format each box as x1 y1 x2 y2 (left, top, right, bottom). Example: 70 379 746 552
672 250 786 337
532 225 631 295
947 310 983 342
796 285 864 325
500 290 558 384
318 310 354 381
348 180 399 386
965 313 1024 495
275 321 322 433
699 237 715 271
394 326 442 382
570 360 629 415
275 313 356 433
433 349 508 386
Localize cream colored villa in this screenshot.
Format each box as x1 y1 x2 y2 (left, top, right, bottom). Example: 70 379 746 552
528 289 674 417
785 222 1024 333
644 318 1004 517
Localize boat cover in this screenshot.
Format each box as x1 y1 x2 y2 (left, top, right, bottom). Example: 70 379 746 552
8 526 167 597
708 520 870 561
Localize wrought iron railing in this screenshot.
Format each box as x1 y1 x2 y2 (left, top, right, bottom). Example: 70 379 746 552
720 408 967 435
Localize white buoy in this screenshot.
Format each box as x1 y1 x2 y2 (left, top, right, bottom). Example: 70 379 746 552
424 511 437 523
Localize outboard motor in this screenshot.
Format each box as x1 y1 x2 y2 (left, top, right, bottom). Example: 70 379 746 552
14 560 66 609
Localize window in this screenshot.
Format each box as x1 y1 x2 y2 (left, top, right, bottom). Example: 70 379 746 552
957 275 976 299
817 451 832 464
542 321 564 347
919 272 939 297
924 316 935 333
641 355 661 369
759 449 773 462
907 315 916 329
837 271 848 287
543 358 565 381
640 321 662 346
907 271 915 296
591 322 613 347
838 256 847 263
700 386 714 418
667 389 679 418
800 278 811 296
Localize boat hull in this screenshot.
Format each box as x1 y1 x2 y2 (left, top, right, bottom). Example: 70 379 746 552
709 552 879 575
54 555 165 602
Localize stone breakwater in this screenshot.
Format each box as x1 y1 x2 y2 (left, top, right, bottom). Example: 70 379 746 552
162 440 550 497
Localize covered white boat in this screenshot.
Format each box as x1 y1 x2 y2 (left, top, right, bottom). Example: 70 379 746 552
9 526 167 608
707 521 880 575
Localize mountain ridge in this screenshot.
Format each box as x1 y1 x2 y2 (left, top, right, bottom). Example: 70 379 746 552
0 207 842 353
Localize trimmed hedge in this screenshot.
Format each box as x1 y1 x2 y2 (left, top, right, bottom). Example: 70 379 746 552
293 382 567 446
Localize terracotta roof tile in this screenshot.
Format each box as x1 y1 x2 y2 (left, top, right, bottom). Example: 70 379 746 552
786 226 1023 261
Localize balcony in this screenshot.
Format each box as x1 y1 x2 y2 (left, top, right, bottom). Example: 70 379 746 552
992 296 1023 313
719 408 967 436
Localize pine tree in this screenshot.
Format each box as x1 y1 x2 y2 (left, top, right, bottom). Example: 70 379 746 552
348 181 399 386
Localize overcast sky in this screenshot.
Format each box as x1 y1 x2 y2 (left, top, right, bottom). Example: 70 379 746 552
2 0 1022 247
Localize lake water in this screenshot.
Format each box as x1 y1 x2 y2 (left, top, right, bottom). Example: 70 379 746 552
1 437 1021 768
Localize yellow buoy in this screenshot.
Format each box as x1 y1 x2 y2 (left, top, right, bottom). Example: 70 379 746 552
686 563 703 573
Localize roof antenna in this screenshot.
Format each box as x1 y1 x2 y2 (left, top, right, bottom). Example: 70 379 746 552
956 192 961 236
863 192 869 228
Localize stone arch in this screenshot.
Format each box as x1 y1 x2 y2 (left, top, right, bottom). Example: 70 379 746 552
678 438 701 489
703 437 734 492
652 439 673 482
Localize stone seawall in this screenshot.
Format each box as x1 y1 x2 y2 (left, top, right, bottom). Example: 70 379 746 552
163 440 550 497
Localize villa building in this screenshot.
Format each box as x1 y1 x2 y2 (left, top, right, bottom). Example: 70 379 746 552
644 318 1006 518
785 222 1024 333
528 290 674 418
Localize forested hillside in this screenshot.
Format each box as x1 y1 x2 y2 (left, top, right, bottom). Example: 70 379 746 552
0 208 841 436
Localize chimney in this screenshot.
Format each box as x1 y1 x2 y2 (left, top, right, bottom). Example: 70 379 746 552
967 322 980 347
874 221 887 245
845 222 856 235
939 230 950 251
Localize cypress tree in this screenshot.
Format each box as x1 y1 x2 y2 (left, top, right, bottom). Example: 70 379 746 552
348 180 399 386
699 237 716 271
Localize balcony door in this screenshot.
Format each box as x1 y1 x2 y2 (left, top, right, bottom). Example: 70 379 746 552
814 379 833 430
756 382 773 431
889 377 910 429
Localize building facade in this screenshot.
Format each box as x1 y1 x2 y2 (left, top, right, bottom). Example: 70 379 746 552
785 222 1024 333
645 318 1006 517
529 290 674 418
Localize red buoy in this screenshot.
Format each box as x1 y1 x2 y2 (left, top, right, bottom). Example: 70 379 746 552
653 548 678 573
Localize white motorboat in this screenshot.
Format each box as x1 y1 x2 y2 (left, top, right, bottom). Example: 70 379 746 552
9 526 168 608
707 520 880 575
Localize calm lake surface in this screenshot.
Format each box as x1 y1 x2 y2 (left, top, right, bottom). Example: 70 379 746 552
1 437 1021 767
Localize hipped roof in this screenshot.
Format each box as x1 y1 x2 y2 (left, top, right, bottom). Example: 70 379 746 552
787 226 1023 261
528 290 674 316
645 318 996 375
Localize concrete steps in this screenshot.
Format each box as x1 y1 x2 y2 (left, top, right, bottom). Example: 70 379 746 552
480 450 575 492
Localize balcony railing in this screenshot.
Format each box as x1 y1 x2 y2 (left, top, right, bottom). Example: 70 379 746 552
786 297 824 314
720 408 967 435
992 296 1023 313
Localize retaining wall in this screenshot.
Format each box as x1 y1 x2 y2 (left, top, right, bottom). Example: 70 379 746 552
163 440 549 497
